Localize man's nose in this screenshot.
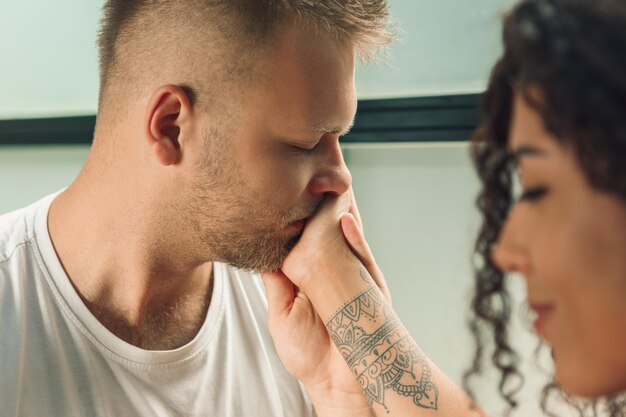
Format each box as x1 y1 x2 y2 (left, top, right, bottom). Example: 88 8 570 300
307 138 352 196
491 204 531 274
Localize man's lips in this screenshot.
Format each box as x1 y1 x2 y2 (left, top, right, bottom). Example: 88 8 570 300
529 303 555 334
284 218 307 234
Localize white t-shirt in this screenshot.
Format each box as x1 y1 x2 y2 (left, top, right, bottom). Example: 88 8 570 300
0 193 316 417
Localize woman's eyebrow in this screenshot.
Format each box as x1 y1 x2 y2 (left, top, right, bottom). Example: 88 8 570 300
511 144 548 162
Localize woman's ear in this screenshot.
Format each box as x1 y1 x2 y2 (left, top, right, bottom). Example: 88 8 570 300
144 84 193 166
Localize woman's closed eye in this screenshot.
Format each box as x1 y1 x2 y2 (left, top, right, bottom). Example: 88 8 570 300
519 186 548 202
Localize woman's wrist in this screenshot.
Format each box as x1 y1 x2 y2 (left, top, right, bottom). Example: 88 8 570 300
305 382 375 417
297 247 372 315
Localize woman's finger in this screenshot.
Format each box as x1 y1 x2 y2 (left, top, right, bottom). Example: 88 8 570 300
261 271 296 322
347 188 364 230
340 213 392 304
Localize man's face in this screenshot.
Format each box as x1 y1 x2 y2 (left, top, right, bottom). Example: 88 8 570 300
189 21 357 272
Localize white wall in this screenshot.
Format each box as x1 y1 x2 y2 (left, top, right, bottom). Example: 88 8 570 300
345 143 550 417
345 142 480 376
0 146 90 213
0 0 513 119
357 0 514 98
0 0 103 119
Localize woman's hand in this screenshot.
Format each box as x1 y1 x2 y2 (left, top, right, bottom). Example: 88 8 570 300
266 190 488 417
281 189 390 302
262 189 390 416
339 207 391 304
262 271 374 417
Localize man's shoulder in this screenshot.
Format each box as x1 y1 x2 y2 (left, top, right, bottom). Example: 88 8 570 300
0 200 45 298
0 203 37 263
0 192 58 263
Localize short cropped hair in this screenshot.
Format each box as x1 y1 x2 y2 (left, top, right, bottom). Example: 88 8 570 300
96 0 392 116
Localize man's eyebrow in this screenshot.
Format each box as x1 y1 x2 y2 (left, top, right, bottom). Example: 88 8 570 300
511 144 548 162
303 116 356 136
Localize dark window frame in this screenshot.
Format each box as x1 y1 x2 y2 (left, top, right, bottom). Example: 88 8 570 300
0 93 481 146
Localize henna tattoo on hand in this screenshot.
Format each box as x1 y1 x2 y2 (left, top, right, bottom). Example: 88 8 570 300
326 287 439 413
360 263 373 284
349 254 373 284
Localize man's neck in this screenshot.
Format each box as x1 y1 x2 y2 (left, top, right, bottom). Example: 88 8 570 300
48 179 214 350
78 266 214 350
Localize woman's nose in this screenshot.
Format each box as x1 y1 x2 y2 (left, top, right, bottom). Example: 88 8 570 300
491 204 531 274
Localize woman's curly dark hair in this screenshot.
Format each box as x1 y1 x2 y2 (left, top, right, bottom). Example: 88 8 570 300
465 0 626 415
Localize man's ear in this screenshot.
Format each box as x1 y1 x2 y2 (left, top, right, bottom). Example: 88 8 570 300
144 85 193 166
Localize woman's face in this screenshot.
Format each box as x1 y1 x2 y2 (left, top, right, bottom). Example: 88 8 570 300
493 92 626 397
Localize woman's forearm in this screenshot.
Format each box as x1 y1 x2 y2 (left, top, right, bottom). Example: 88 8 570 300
306 260 489 417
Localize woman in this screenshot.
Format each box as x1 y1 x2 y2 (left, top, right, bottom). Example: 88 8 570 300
262 0 626 416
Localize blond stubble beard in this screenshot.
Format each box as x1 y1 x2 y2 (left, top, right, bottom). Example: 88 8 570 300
190 193 315 273
185 125 317 273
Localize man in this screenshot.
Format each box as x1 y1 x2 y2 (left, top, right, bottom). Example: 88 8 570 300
0 1 391 416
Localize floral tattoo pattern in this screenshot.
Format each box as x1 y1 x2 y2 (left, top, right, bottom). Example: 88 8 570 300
326 287 439 412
